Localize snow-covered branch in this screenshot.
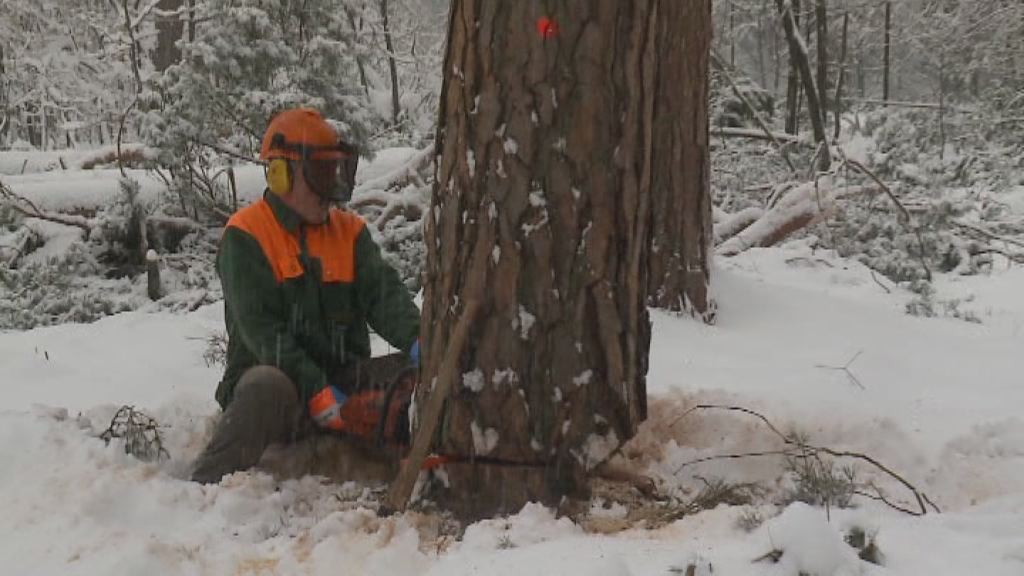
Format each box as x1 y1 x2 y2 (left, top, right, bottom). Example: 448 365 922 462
718 180 873 256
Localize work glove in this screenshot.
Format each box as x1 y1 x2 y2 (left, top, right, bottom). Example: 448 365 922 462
409 339 421 368
308 385 348 431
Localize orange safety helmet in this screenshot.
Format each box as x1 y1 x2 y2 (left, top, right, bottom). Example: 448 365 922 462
260 108 358 201
260 108 347 161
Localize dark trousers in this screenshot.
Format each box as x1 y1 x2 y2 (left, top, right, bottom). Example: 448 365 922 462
190 354 409 484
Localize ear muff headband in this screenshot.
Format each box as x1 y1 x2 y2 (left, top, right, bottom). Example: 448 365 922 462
266 158 291 195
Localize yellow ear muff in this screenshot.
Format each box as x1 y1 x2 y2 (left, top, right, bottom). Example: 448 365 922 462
266 158 291 195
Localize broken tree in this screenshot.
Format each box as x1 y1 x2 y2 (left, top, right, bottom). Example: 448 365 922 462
414 0 711 518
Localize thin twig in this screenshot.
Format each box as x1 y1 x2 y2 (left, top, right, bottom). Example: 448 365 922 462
670 404 938 516
194 139 265 165
815 350 866 390
951 220 1024 250
869 270 892 294
670 404 789 441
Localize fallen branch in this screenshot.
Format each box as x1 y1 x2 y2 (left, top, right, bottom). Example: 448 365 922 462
711 127 802 145
951 220 1024 251
717 181 873 256
670 404 939 516
376 199 424 229
0 180 93 232
352 143 435 200
1 228 34 268
714 207 764 245
843 97 975 114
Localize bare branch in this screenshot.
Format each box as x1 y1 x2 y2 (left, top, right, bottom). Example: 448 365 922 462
669 404 938 516
0 180 92 232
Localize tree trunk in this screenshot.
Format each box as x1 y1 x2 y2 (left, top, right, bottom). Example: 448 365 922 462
776 0 830 170
345 8 373 98
785 0 801 134
153 0 184 72
815 0 828 123
729 1 736 68
380 0 401 124
187 0 196 42
883 1 891 103
647 0 714 321
757 7 767 89
833 11 849 141
0 43 7 147
419 0 681 519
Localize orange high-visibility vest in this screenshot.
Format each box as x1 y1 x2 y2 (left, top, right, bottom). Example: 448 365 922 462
226 199 365 283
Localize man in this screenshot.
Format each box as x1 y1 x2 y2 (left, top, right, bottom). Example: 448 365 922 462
191 108 421 484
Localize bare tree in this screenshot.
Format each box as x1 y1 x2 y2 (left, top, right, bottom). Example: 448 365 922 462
833 10 849 140
380 0 401 124
883 0 891 103
776 0 830 170
815 0 828 123
784 0 802 134
153 0 185 72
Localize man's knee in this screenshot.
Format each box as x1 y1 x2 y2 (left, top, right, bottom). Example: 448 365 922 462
236 365 298 405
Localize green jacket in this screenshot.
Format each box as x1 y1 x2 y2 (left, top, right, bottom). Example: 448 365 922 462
214 191 420 408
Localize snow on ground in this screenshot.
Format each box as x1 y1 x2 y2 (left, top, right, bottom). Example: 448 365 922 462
1 166 267 213
2 239 1023 574
0 146 420 215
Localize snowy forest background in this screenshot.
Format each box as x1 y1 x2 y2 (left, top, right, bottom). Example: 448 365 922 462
2 1 1024 573
0 0 1022 328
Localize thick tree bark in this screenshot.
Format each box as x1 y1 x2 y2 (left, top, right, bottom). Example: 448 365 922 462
647 0 714 320
419 0 684 518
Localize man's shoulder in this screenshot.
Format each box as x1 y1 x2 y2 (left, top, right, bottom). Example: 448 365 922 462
328 208 367 238
226 199 273 233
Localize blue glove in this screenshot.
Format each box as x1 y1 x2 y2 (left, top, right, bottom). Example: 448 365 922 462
409 339 421 367
309 385 348 431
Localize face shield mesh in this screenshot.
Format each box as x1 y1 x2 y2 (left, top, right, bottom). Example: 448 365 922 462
302 154 358 203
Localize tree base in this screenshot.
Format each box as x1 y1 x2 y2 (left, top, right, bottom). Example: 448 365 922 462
423 461 589 521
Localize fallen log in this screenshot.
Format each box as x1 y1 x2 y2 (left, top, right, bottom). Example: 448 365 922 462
718 180 873 256
714 207 764 245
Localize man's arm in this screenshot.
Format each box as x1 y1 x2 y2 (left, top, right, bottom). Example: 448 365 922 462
353 227 421 353
219 227 328 402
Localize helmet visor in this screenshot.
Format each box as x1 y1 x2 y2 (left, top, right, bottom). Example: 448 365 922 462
303 156 358 203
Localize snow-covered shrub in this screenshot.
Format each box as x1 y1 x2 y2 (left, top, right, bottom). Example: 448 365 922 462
99 406 170 463
782 453 857 511
904 282 982 324
138 0 383 222
201 331 229 369
0 242 140 330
